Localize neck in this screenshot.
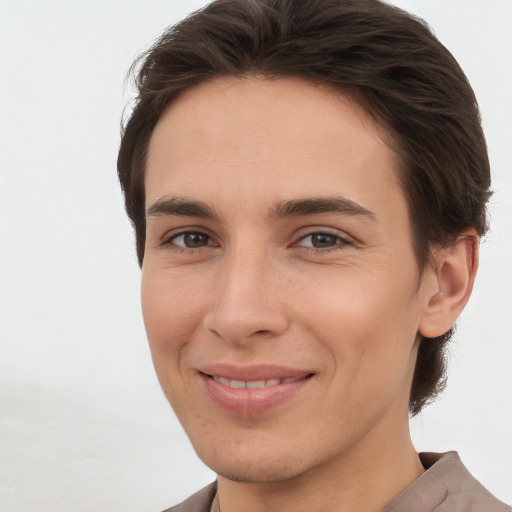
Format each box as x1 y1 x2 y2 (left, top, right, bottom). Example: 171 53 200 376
215 417 423 512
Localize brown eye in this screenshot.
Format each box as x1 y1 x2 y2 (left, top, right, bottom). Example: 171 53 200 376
170 232 211 248
310 233 338 248
295 231 353 253
297 232 342 249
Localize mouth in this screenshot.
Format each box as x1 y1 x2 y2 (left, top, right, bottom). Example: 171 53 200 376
207 375 307 389
198 366 314 415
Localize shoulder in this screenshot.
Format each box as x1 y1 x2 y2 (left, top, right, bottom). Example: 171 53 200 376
384 452 511 512
423 452 510 512
160 482 217 512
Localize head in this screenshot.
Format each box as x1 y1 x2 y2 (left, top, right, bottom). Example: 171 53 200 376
118 0 490 420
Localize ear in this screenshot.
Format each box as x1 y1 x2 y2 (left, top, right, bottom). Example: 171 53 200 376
419 229 479 338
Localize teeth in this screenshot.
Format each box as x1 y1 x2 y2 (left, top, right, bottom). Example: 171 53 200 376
247 380 265 389
215 376 231 387
212 376 301 388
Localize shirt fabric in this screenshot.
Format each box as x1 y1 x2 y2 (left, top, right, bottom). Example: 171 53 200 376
161 452 510 512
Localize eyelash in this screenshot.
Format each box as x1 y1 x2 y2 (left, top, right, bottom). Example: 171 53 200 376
295 230 353 252
161 231 216 252
161 228 353 254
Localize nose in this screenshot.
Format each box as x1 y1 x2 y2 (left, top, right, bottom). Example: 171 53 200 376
203 247 289 345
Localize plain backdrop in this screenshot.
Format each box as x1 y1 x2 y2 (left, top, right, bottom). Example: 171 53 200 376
1 1 511 511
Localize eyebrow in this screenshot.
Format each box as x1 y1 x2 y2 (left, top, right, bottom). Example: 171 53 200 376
146 196 376 222
147 197 218 219
268 197 376 221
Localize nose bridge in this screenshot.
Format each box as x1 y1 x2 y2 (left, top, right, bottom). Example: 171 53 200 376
205 241 288 343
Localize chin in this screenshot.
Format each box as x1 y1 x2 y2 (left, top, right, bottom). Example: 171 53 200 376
199 448 315 484
215 463 308 484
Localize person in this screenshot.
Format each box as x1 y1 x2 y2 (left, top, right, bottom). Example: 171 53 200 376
117 0 511 511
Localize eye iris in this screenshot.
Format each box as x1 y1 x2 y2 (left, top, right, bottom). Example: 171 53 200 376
184 232 208 248
311 233 337 248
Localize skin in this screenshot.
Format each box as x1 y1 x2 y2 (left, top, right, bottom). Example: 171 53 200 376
141 76 475 512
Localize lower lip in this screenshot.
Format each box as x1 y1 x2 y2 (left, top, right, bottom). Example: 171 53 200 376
200 374 312 415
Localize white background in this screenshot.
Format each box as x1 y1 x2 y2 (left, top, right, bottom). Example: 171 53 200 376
1 1 511 511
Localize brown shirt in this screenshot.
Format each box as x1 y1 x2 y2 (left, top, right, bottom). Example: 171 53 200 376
162 452 510 512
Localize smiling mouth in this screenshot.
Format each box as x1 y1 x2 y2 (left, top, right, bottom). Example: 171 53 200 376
198 365 315 414
208 375 307 389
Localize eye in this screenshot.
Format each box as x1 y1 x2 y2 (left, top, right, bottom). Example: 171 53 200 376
166 231 212 249
296 231 350 250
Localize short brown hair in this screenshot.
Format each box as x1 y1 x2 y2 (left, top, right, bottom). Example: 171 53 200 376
118 0 491 415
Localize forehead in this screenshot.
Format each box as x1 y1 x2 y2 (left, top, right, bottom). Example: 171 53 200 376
145 76 404 221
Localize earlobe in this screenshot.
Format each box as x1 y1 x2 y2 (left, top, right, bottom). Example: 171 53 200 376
419 230 479 338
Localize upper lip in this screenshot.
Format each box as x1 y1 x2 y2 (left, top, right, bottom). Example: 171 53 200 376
198 363 313 382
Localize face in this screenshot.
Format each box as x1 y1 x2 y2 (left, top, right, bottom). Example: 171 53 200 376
142 77 436 483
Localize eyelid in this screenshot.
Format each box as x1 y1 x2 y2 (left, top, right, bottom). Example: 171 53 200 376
292 227 355 250
157 225 355 251
160 227 217 248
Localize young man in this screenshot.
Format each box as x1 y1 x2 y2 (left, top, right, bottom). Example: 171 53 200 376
117 0 510 511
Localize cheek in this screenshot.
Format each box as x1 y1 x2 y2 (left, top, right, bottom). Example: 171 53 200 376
141 270 204 362
300 268 420 376
141 270 209 413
